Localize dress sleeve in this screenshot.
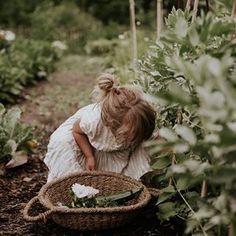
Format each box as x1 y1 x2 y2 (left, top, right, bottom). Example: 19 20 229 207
77 104 100 141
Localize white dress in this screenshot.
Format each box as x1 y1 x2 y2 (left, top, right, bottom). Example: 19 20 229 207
44 103 152 183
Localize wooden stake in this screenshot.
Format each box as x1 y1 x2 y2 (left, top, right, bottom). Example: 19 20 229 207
177 0 181 9
200 180 208 198
156 0 162 41
129 0 138 68
228 224 233 236
186 0 192 10
192 0 199 22
206 0 209 12
231 0 236 19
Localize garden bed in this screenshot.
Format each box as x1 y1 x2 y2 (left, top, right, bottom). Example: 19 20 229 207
0 66 177 236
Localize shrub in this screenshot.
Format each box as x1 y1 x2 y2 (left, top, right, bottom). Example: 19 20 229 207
30 2 103 53
85 39 118 55
139 7 236 235
0 34 65 103
0 104 33 166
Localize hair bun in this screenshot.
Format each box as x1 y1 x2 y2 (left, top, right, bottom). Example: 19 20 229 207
97 73 115 93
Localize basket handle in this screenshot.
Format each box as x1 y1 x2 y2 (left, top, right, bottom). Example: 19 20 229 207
23 196 54 222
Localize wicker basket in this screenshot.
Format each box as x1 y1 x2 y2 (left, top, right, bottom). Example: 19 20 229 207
23 171 153 231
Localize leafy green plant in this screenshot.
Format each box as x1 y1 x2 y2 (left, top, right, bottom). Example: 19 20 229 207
139 8 236 236
0 103 33 168
30 2 103 53
85 39 118 55
0 36 64 103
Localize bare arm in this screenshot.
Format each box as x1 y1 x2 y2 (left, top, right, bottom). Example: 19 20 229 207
72 120 95 170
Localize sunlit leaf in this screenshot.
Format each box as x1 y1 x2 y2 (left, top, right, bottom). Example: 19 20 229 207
5 151 28 168
152 155 171 170
157 202 177 221
175 125 197 145
159 127 178 142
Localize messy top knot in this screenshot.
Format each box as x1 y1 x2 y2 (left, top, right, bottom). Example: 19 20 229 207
97 73 156 147
97 73 115 94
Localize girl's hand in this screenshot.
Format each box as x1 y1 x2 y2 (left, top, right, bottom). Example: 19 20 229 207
86 156 96 171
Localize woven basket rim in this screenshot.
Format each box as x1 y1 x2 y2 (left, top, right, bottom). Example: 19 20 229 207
39 171 151 213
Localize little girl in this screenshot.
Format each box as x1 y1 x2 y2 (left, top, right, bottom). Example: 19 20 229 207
44 74 156 182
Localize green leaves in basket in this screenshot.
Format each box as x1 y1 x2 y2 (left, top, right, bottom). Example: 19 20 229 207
96 187 144 207
69 186 143 208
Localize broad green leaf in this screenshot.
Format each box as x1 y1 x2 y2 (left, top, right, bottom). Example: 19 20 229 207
175 125 197 145
176 177 191 190
156 192 176 205
167 83 192 105
0 104 5 118
170 164 186 174
157 202 177 221
149 145 167 156
159 127 178 142
152 155 171 170
188 27 199 47
174 17 188 38
173 143 189 153
5 151 28 168
161 185 176 193
3 139 18 156
207 58 222 77
227 122 236 132
3 107 21 138
210 166 236 184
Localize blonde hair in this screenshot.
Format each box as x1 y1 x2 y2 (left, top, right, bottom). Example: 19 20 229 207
97 73 156 146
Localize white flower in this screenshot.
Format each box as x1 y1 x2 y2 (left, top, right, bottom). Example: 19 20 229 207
5 31 15 41
136 21 141 26
71 183 99 198
0 30 16 41
118 34 125 40
37 71 47 78
52 40 67 50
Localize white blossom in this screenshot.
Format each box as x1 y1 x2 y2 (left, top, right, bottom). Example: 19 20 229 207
227 122 236 132
37 71 47 78
71 183 99 198
52 40 67 50
118 34 125 40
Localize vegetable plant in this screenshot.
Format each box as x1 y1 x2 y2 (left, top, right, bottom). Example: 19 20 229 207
0 103 33 168
139 5 236 236
0 32 66 103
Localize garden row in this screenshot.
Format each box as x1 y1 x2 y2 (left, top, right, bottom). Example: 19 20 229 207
138 2 236 235
0 31 65 103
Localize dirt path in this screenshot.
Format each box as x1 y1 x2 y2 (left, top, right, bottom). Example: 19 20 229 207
0 55 167 236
